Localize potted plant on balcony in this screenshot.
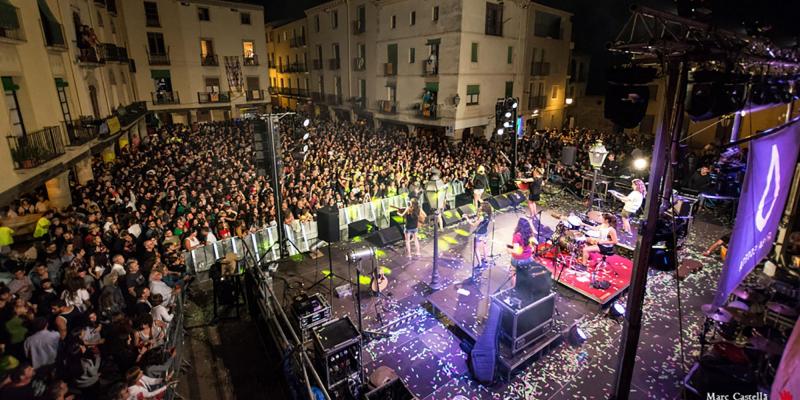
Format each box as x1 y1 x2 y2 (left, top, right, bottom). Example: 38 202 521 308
10 146 35 169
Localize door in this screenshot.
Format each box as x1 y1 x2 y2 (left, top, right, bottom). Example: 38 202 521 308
88 85 100 118
387 44 398 69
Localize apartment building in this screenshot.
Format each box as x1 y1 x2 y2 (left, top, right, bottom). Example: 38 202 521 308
121 0 269 123
0 0 146 209
266 18 311 111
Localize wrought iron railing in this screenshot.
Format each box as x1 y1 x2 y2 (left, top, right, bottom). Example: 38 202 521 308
243 54 259 66
384 63 396 76
289 36 306 48
147 47 170 65
246 89 265 101
326 94 343 105
423 59 438 76
7 126 66 169
151 91 180 105
201 54 219 66
378 99 397 113
197 91 230 103
353 57 365 71
531 62 551 76
352 20 365 34
63 118 100 146
312 59 323 70
77 47 102 64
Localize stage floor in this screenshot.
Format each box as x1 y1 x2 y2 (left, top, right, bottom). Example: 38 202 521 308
271 193 730 399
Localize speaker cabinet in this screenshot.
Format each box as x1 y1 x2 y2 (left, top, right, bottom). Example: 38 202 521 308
317 206 340 243
348 219 373 238
441 209 462 226
457 204 477 218
488 195 511 210
366 226 404 247
561 146 577 166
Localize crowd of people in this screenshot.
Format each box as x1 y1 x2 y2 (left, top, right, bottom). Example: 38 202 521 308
3 110 741 398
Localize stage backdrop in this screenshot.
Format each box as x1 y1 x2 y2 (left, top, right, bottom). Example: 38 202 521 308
714 120 800 306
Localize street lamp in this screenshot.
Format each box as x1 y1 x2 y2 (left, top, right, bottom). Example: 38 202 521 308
588 140 609 211
424 171 447 290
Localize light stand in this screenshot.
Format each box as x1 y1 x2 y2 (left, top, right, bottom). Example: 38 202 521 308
424 174 448 291
588 140 609 212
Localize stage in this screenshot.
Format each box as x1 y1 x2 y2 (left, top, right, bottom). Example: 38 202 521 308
270 192 730 399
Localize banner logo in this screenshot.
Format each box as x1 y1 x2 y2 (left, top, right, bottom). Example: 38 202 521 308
756 145 781 232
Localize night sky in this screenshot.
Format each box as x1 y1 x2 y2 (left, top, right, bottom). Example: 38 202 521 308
241 0 800 95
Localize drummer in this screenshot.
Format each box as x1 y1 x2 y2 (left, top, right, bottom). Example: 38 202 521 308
581 213 619 266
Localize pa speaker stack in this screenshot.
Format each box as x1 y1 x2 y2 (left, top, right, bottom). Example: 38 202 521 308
317 206 340 243
604 66 657 128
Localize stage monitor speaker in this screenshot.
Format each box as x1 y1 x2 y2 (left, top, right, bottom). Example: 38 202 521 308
455 193 472 208
561 146 577 166
442 209 462 226
388 210 404 228
317 206 340 243
366 226 403 247
492 289 556 354
348 219 373 238
457 204 477 218
487 195 511 210
506 190 526 206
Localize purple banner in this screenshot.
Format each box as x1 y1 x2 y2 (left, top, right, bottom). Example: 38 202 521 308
714 121 800 306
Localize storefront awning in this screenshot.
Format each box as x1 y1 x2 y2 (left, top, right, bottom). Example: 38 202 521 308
467 85 480 95
150 69 170 79
37 0 65 46
54 78 68 88
2 76 19 91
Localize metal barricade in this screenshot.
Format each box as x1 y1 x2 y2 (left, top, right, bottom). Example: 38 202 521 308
162 294 186 400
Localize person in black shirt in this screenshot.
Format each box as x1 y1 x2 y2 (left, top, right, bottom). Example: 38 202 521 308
400 198 426 258
472 165 490 208
685 165 713 193
517 166 545 218
468 202 493 267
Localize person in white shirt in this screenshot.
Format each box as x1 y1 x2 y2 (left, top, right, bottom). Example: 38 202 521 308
110 254 127 277
620 179 646 234
149 270 176 307
125 366 176 399
150 293 173 329
24 318 60 369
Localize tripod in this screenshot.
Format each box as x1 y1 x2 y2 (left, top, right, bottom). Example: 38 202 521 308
307 242 354 301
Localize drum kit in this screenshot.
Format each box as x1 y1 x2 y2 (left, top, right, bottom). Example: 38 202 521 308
538 211 604 274
699 282 798 389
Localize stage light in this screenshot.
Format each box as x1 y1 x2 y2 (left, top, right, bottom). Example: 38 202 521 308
739 110 747 117
568 325 588 346
302 118 310 127
610 302 626 319
302 132 310 141
497 128 504 135
503 121 512 128
504 111 512 118
633 158 648 170
302 144 308 153
565 97 574 105
511 101 518 109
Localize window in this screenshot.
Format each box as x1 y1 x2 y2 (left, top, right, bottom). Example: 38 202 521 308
331 10 338 29
507 46 513 64
56 82 72 123
279 78 284 89
109 70 117 85
241 12 251 25
485 2 503 36
97 11 103 27
358 43 366 59
433 6 439 21
466 85 480 105
144 1 159 27
409 47 415 63
551 85 559 99
505 81 513 97
358 79 366 99
314 15 320 32
410 11 416 26
198 7 210 21
391 15 396 29
205 77 220 92
243 41 255 57
470 42 478 62
200 39 214 57
110 18 116 34
147 32 166 55
3 77 25 136
534 11 562 39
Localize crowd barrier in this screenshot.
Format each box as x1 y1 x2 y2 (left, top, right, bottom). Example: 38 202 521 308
162 294 187 399
184 181 467 274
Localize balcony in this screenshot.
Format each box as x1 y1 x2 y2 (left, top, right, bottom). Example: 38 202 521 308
326 94 343 105
350 97 366 110
146 16 160 27
268 60 276 69
280 63 307 73
77 47 103 65
113 101 147 127
243 54 259 66
277 88 310 97
100 43 128 63
64 118 100 146
377 100 397 114
383 63 396 76
328 58 341 70
312 59 323 70
353 57 365 71
531 62 551 76
0 3 23 42
201 54 219 66
352 20 365 34
528 95 547 108
198 91 230 104
289 36 306 48
106 0 117 15
246 89 265 101
7 126 66 170
151 91 180 105
147 48 170 65
311 92 324 102
423 60 438 76
416 103 442 119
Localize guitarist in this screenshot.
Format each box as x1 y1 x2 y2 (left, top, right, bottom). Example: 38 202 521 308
516 166 545 218
467 202 493 268
400 198 426 258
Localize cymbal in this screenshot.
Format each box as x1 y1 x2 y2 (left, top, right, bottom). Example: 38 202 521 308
724 307 765 327
728 301 749 311
709 312 732 323
767 302 799 318
749 336 784 356
732 287 751 300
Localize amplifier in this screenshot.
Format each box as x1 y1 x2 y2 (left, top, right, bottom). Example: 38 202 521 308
313 316 362 389
291 293 332 341
491 289 555 354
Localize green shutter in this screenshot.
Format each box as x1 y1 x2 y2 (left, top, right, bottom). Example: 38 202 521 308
470 43 478 62
505 81 513 97
466 85 480 95
150 69 171 79
387 43 398 66
55 78 69 88
0 0 20 30
507 46 513 64
38 0 65 46
2 76 19 91
409 47 415 63
425 82 439 92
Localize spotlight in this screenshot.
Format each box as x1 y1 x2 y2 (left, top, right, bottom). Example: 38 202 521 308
504 111 512 118
610 302 626 319
302 132 310 141
302 118 310 127
568 325 588 346
496 128 504 135
565 97 574 105
633 158 648 171
302 144 309 153
503 121 512 128
511 101 518 109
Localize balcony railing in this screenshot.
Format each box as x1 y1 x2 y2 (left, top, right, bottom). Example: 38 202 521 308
276 88 310 97
100 43 128 63
423 59 438 76
531 62 551 76
201 54 219 66
328 58 340 70
377 100 397 114
350 97 366 110
113 101 147 127
146 16 160 27
106 0 117 15
352 20 365 34
246 89 265 101
268 60 276 69
64 118 100 146
280 63 307 73
7 126 66 170
198 91 230 103
289 36 306 48
528 95 546 108
312 59 323 70
77 47 102 65
151 91 180 105
416 103 443 119
243 54 259 66
383 63 396 76
353 57 365 71
326 94 342 105
311 92 324 102
147 48 170 65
